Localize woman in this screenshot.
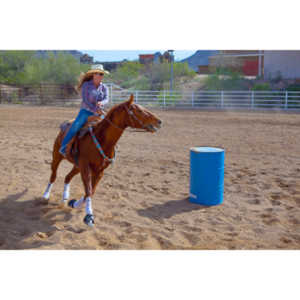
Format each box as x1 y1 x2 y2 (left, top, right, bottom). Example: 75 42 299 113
59 64 110 157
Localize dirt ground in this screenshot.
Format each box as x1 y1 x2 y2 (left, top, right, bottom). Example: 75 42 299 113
0 104 299 249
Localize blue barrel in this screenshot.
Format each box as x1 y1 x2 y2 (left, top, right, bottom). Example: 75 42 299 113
189 147 225 206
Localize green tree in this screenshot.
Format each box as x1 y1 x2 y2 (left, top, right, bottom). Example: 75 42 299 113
0 51 89 86
109 61 196 90
22 52 89 85
0 51 35 84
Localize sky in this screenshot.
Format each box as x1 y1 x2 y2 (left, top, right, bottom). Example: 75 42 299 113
81 50 196 62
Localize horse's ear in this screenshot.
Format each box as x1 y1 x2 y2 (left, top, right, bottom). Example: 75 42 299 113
128 94 134 105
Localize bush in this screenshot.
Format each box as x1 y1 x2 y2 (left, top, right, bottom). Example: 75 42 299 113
251 83 271 91
109 61 144 84
204 69 245 90
286 84 300 92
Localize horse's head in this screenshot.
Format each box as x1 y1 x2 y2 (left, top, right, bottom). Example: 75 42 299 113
122 94 162 133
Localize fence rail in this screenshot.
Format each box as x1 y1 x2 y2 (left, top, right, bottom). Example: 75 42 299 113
1 84 300 111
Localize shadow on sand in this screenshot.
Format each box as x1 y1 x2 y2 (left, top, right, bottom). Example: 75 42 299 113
0 189 73 249
137 197 210 220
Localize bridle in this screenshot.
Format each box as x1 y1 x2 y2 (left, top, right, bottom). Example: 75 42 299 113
98 104 149 132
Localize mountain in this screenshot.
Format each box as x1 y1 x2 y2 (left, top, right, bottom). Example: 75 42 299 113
35 50 85 61
181 50 219 71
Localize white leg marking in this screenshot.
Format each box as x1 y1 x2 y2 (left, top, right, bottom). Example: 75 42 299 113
62 183 70 203
43 183 53 200
85 197 93 215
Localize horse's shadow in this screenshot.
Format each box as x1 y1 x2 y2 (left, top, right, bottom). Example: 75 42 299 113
137 197 209 220
0 189 73 249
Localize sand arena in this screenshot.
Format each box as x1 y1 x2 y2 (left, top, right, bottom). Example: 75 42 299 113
0 105 299 249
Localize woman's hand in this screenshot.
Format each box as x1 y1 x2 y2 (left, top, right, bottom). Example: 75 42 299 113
97 101 104 108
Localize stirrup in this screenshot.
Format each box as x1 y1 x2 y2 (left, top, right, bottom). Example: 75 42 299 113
83 214 94 227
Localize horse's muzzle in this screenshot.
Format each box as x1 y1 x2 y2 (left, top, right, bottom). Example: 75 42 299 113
147 119 162 132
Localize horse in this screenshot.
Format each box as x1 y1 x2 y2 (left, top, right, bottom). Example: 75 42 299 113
42 94 162 226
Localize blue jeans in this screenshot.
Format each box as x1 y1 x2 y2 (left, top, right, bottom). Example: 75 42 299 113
60 109 94 154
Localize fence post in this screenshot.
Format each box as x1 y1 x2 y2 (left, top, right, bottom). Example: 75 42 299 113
221 91 224 108
163 90 166 108
136 90 138 104
285 91 288 110
39 84 43 105
110 84 113 105
192 91 194 107
251 91 254 109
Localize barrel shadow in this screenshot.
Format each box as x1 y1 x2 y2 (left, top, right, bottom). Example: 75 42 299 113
137 197 210 220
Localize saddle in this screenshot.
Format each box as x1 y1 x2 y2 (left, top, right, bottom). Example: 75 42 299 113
60 115 103 162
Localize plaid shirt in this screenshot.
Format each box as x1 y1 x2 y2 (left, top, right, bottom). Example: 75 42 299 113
80 80 109 113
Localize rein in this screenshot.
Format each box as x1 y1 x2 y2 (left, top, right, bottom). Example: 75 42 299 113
88 126 115 165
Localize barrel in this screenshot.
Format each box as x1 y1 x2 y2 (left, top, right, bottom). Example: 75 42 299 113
189 147 225 206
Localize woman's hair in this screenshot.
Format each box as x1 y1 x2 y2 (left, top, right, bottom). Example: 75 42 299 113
76 72 94 92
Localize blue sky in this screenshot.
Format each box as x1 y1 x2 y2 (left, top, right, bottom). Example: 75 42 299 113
81 50 196 62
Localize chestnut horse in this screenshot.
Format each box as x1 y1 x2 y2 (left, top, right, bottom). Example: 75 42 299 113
42 95 162 226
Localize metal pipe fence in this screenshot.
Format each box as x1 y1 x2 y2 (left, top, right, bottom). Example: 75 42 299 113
1 84 300 111
111 90 300 110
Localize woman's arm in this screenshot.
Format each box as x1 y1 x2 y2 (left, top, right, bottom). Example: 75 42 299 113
97 84 109 106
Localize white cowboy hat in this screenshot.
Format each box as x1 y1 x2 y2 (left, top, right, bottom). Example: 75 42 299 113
86 64 110 75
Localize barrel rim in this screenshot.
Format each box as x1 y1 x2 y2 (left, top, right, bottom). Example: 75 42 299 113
190 146 225 153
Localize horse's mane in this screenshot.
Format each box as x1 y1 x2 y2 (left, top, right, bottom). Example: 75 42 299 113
94 101 126 139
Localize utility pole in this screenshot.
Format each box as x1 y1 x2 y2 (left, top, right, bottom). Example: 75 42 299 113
168 50 174 94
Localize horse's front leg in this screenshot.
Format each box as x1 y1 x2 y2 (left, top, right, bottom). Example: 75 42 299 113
91 171 104 195
68 161 95 226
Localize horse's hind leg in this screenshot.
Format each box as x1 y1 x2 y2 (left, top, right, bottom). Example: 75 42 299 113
62 165 80 203
43 140 64 200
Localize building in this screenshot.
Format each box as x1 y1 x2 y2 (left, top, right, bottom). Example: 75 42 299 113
139 52 170 65
209 50 264 76
80 53 94 64
139 54 155 65
264 51 300 79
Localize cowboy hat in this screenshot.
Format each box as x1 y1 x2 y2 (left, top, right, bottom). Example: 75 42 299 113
86 64 110 75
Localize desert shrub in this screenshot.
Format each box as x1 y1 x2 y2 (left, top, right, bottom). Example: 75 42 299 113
286 84 300 92
204 69 245 90
251 83 271 91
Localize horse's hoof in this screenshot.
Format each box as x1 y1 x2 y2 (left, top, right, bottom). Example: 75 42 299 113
83 214 94 227
68 199 76 208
